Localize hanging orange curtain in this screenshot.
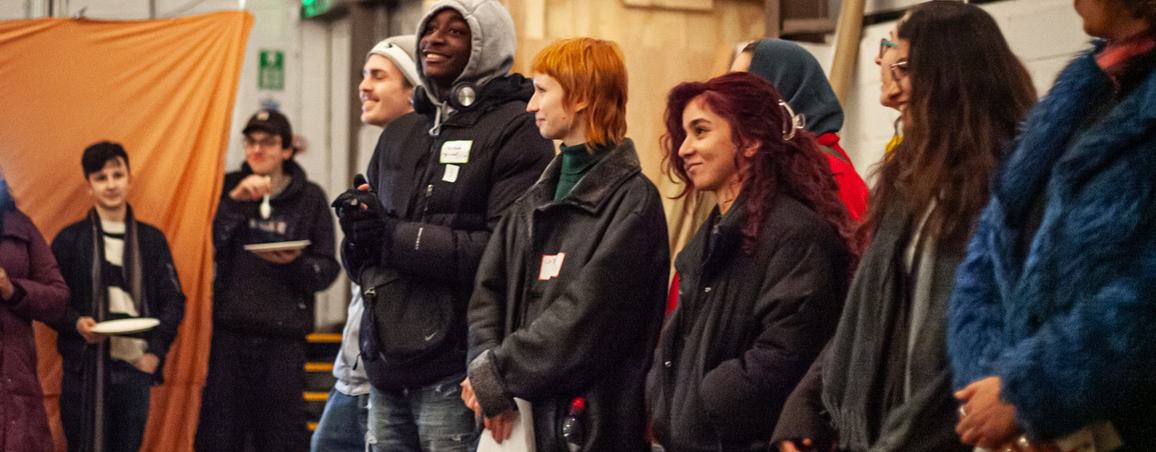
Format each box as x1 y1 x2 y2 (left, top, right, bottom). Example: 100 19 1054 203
0 11 252 451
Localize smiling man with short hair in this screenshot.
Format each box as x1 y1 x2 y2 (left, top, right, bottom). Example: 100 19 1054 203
51 141 186 452
312 36 422 452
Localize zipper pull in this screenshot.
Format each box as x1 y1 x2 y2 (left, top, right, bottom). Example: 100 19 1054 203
420 184 435 222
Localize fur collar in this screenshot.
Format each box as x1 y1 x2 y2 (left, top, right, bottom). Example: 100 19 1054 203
995 44 1156 218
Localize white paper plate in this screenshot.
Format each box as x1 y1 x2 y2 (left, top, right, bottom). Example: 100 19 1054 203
243 240 311 252
90 318 160 335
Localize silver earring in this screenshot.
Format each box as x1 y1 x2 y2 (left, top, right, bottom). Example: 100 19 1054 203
779 100 806 140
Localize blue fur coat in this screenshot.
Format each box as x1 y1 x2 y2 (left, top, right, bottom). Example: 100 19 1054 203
948 45 1156 444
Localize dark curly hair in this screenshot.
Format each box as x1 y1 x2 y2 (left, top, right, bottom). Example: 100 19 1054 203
662 72 861 259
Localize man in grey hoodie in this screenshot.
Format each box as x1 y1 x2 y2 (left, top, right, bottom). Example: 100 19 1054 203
334 1 554 450
312 35 422 452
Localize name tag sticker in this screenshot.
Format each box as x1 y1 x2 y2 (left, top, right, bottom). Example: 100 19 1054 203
442 164 460 183
538 253 566 281
439 140 472 164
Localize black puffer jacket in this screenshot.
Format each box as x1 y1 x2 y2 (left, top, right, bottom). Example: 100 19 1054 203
647 192 850 452
213 160 340 337
351 74 555 389
467 140 668 451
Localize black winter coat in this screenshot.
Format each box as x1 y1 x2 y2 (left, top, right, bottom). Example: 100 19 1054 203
647 192 850 452
351 74 554 388
213 160 340 337
52 211 185 382
467 140 668 451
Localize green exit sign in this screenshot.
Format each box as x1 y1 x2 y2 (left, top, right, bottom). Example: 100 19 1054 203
258 50 284 91
302 0 333 18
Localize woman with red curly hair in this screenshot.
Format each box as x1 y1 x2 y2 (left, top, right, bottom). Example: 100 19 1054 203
646 71 856 451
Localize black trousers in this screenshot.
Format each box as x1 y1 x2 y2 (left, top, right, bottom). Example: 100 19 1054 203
60 359 152 452
194 329 308 452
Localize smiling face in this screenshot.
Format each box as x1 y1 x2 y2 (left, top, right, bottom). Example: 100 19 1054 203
243 130 292 177
527 73 585 144
877 25 911 111
419 8 472 90
360 54 414 126
86 157 132 213
677 96 750 193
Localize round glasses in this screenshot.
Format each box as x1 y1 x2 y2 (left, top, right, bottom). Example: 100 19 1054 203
889 59 909 81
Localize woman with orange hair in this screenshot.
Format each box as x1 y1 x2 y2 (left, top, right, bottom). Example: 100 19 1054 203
462 37 669 451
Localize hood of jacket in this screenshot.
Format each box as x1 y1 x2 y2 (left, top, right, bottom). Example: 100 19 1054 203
748 38 844 135
415 0 516 101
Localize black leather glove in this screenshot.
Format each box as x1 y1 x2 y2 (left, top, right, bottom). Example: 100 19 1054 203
332 188 389 250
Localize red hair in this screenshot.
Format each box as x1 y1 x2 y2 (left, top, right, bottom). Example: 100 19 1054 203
663 72 861 258
531 37 628 147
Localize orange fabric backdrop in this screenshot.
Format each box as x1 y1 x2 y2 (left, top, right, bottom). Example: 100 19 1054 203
0 12 252 451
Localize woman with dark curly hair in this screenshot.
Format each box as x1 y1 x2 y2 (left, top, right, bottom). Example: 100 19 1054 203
645 71 856 452
950 0 1156 449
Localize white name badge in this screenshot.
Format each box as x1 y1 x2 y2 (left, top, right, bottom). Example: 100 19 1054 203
538 253 566 281
442 164 460 183
440 140 472 164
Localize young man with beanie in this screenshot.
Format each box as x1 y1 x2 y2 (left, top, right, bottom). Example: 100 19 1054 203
311 35 421 452
333 0 554 450
195 109 340 452
51 141 186 452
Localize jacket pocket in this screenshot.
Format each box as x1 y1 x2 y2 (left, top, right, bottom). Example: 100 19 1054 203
359 265 456 367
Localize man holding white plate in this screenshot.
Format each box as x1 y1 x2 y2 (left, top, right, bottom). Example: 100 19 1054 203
195 109 340 452
51 141 187 452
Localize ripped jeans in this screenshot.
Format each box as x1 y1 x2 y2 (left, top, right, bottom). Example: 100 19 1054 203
368 371 478 452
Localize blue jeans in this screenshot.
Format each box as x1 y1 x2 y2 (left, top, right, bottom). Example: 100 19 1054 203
368 372 477 452
311 389 369 452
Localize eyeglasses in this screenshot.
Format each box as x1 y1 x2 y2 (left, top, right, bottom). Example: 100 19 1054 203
243 136 283 149
879 38 898 59
889 59 909 81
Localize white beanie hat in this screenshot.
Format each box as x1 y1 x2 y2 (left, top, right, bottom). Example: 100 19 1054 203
368 36 423 88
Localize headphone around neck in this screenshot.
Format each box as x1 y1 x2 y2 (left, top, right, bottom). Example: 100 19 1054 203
413 81 483 115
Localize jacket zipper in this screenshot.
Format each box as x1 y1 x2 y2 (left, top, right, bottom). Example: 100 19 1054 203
420 184 433 222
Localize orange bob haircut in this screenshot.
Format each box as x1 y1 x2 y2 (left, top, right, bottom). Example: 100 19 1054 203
531 37 628 147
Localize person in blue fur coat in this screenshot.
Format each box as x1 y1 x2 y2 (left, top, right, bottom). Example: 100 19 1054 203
948 1 1156 450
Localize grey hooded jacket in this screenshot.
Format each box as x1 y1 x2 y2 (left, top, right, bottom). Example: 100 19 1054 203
349 0 554 389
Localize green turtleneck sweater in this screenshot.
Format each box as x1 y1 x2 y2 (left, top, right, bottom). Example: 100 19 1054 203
554 143 610 201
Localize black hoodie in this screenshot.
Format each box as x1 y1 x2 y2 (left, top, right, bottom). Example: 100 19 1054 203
213 160 340 337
